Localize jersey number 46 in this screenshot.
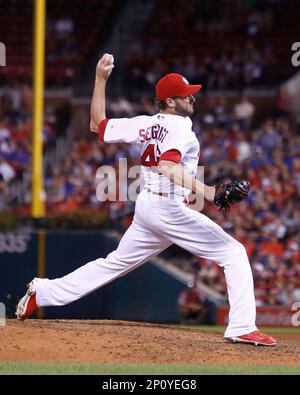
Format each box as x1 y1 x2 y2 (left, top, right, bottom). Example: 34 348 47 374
141 143 161 166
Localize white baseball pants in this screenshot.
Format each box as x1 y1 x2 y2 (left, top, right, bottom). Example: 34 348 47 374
34 190 257 337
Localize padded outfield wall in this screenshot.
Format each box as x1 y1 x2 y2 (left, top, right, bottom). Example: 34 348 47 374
0 230 207 323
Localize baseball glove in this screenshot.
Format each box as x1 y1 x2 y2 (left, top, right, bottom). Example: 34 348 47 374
214 179 250 211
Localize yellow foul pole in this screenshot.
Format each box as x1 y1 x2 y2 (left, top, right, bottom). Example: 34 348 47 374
32 0 46 217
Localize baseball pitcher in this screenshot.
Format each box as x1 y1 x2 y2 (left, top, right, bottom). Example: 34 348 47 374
16 54 276 346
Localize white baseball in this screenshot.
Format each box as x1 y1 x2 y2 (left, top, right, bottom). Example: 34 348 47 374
106 54 114 64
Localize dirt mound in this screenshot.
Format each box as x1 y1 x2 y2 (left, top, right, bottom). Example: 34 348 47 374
1 319 300 365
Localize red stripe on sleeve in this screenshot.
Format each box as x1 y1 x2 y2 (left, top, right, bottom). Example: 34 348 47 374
159 149 182 163
98 118 109 141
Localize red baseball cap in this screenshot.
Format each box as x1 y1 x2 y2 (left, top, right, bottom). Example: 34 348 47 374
155 73 202 100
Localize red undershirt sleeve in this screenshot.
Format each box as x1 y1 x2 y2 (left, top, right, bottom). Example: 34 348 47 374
159 149 182 163
98 118 109 141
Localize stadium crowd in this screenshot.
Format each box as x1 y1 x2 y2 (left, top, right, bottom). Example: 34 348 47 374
194 113 300 306
125 0 285 99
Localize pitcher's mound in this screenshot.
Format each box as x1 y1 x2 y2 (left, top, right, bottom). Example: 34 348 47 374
1 320 300 366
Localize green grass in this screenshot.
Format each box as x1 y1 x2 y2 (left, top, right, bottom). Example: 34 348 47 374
176 325 300 335
0 361 299 375
1 326 298 375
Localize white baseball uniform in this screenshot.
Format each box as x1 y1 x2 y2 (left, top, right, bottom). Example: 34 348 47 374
33 113 257 337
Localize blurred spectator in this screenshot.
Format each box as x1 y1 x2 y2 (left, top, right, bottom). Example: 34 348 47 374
197 258 227 297
277 86 293 119
235 131 251 162
0 121 10 138
54 17 74 39
0 158 15 182
233 95 255 129
213 97 232 129
110 97 135 118
177 284 210 324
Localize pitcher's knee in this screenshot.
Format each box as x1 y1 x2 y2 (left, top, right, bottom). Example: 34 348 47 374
230 241 248 258
220 241 249 269
105 251 135 270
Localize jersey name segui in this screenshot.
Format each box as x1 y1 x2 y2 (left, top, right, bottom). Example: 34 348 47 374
99 113 200 197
